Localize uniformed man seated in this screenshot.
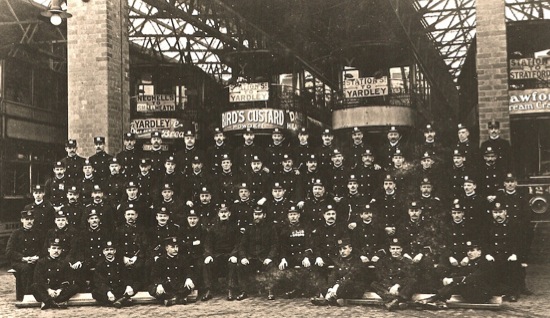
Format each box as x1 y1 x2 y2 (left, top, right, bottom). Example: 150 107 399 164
417 241 496 308
311 238 368 306
31 238 79 310
92 241 135 308
148 236 196 306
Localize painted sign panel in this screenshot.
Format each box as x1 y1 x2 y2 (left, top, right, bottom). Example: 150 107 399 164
509 58 550 80
344 76 388 98
130 118 185 139
229 82 269 102
509 89 550 115
136 94 177 112
221 108 304 131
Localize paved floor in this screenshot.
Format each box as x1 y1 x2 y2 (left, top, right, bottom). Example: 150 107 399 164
0 264 549 318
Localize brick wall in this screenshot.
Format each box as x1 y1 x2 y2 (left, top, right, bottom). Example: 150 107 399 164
67 0 130 157
476 0 510 143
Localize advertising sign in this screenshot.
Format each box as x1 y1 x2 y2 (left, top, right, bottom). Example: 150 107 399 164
509 58 550 80
136 94 177 112
130 118 185 139
509 89 550 115
344 76 388 98
221 108 304 131
229 82 269 103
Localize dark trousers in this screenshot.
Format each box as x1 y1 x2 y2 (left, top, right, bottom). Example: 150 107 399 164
147 281 193 301
92 285 133 304
237 259 276 292
437 280 492 303
495 260 522 297
32 283 79 303
371 278 417 302
11 262 36 295
203 254 238 290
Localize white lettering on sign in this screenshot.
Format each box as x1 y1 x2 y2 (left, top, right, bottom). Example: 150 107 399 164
229 82 269 102
509 89 550 115
344 76 388 98
130 118 185 139
221 108 286 131
136 95 176 112
509 58 550 80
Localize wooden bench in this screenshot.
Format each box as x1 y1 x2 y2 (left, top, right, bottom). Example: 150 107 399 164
14 290 199 308
344 292 502 310
8 269 24 301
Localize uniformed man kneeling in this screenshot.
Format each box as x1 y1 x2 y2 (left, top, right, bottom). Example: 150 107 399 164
148 237 195 306
32 238 79 309
92 241 135 308
311 238 368 306
417 241 495 308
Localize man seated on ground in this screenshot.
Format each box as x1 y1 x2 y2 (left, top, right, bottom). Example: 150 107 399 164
311 238 369 306
32 238 79 310
6 210 44 297
371 237 417 311
92 241 135 308
417 241 496 308
149 236 195 306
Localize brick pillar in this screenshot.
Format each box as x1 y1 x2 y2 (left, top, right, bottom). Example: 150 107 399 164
476 0 510 143
67 0 130 157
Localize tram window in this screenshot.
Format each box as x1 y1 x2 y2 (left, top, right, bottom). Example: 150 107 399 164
539 123 550 175
5 60 32 105
0 61 3 98
2 162 30 197
315 78 325 108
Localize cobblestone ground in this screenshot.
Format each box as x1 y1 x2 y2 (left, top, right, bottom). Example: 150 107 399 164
0 264 549 318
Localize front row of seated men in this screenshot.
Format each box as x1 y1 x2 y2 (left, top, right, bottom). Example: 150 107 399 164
7 197 526 310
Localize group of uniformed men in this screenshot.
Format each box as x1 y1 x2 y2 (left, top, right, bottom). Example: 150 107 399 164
6 120 534 310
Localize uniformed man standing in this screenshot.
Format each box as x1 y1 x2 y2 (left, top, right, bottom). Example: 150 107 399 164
6 210 44 298
148 131 171 180
92 241 135 308
175 129 205 175
294 128 314 173
242 155 270 201
79 159 100 205
353 149 382 200
479 146 505 202
346 127 369 170
379 126 408 169
105 157 126 207
316 129 337 170
179 210 207 299
231 183 256 231
24 185 56 232
116 206 149 290
480 120 512 172
117 132 141 179
60 139 86 183
32 238 79 309
84 184 115 232
62 186 84 229
207 127 232 174
301 179 336 227
349 204 384 264
43 210 78 260
44 161 69 208
234 128 264 174
267 128 290 175
455 124 479 166
148 207 181 261
148 237 195 306
89 136 114 183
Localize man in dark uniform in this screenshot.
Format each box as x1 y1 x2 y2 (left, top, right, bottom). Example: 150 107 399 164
89 136 113 183
376 174 404 237
414 151 443 197
448 149 473 199
339 174 368 224
6 210 44 297
32 238 79 309
71 209 111 291
207 127 232 174
117 180 150 228
418 177 443 224
460 176 489 233
136 158 154 204
267 128 290 175
301 154 322 200
148 131 171 180
485 201 523 301
261 182 294 227
311 205 348 277
25 184 56 231
148 207 180 261
327 149 349 200
273 153 303 202
294 127 314 173
234 128 264 174
180 210 208 299
353 149 382 200
456 123 479 166
63 186 84 229
84 184 115 231
79 159 100 205
346 127 369 170
105 157 126 207
316 128 337 170
92 241 135 308
371 237 417 311
216 154 238 203
236 206 278 300
349 204 384 264
418 124 441 157
231 183 256 232
275 206 316 298
60 139 86 183
117 132 140 179
386 149 413 193
175 129 205 175
479 146 505 202
203 205 240 300
149 237 196 306
116 206 149 290
480 119 512 172
192 187 220 228
379 126 408 169
418 241 495 308
185 155 213 203
152 183 185 226
311 238 368 306
300 179 336 227
243 155 270 201
156 155 183 197
45 161 69 208
43 210 78 260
